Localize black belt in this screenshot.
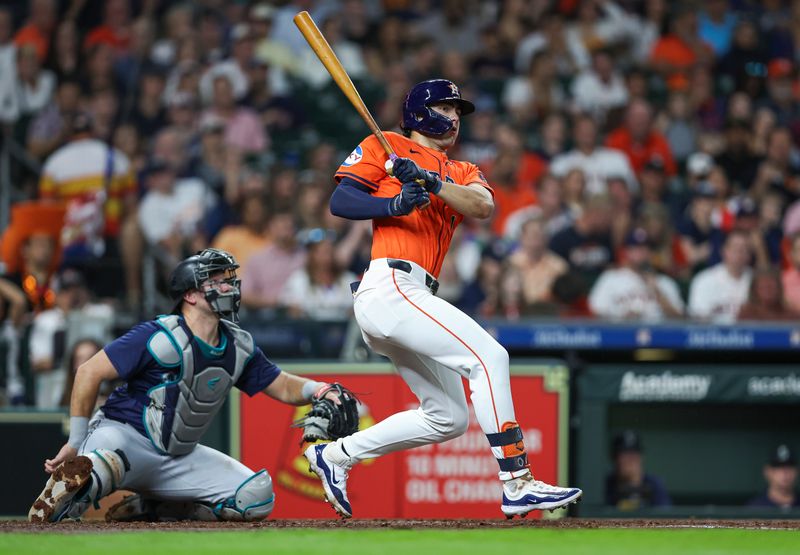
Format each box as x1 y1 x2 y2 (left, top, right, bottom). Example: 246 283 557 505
387 259 439 295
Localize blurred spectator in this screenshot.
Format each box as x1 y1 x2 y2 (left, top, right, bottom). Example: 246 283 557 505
589 228 684 321
782 234 800 313
201 73 267 154
83 0 132 54
607 175 636 249
503 173 574 241
751 127 800 204
563 168 587 212
638 157 670 208
630 0 669 63
515 11 575 77
26 77 82 160
281 231 357 320
551 114 636 195
137 158 210 264
0 7 14 123
677 180 725 271
417 0 481 56
533 112 568 162
47 20 82 81
751 107 777 157
241 209 306 312
252 3 296 81
571 48 629 122
748 444 800 509
0 201 65 314
760 59 800 129
688 230 753 323
649 7 713 91
503 50 565 123
38 114 140 302
737 267 797 321
211 192 271 277
606 99 677 177
13 0 57 63
508 215 568 312
549 194 615 284
471 25 514 79
660 92 698 163
564 0 632 71
716 19 768 98
0 276 27 404
605 430 671 510
482 124 546 235
716 120 759 194
698 0 738 57
58 338 104 409
639 202 687 279
12 42 56 121
299 15 367 89
28 268 113 409
131 67 167 139
457 241 507 317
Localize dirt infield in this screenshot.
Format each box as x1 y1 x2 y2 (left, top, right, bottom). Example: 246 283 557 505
2 518 800 533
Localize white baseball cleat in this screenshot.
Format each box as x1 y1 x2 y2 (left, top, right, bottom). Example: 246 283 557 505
501 474 582 518
28 456 93 523
304 444 352 518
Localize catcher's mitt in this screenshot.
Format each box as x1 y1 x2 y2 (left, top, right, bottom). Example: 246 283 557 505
293 383 359 442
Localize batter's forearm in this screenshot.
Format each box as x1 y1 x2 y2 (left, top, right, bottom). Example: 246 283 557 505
437 182 494 219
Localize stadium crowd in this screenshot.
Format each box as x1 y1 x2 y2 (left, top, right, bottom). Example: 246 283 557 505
1 0 800 406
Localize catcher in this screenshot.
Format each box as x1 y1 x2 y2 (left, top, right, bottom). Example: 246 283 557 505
29 248 358 522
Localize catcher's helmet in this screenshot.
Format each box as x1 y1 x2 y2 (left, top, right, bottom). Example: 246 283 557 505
401 79 475 137
169 248 242 322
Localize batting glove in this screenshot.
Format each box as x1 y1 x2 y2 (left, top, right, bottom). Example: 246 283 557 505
388 181 430 216
392 157 443 195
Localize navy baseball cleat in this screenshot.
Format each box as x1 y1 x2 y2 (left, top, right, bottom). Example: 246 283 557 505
304 444 352 518
28 456 93 522
501 474 582 518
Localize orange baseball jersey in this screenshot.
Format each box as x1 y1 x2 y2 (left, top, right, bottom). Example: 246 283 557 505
335 131 492 278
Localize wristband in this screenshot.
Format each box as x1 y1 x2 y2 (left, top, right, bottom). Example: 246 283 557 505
67 416 89 449
428 176 442 195
301 380 327 401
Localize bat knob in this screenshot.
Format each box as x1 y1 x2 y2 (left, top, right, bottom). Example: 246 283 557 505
384 159 395 176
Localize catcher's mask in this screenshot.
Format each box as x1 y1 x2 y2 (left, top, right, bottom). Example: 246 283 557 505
169 248 242 323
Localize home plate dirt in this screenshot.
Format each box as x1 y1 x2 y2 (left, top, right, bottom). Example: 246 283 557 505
2 519 800 533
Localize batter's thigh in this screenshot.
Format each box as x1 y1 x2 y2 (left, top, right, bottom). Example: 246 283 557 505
141 444 257 504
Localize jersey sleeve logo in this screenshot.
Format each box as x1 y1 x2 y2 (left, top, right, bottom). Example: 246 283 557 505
342 146 363 167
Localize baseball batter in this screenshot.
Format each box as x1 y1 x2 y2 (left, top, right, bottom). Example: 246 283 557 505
304 79 582 518
29 248 343 522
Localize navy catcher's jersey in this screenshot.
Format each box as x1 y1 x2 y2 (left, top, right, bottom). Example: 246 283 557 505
102 317 280 437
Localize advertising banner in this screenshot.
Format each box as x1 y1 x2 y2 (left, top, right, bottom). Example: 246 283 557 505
236 363 569 519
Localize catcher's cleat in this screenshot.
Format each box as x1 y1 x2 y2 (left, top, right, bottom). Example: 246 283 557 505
304 444 352 518
500 474 582 518
28 456 93 523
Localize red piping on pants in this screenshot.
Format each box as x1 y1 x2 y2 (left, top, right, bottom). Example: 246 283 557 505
391 269 501 431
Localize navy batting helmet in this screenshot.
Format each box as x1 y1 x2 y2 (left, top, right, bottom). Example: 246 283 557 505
401 79 475 137
169 248 242 322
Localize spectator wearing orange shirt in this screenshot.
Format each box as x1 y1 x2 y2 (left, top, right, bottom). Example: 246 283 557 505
649 8 714 91
83 0 132 53
13 0 57 63
482 124 546 235
606 98 677 177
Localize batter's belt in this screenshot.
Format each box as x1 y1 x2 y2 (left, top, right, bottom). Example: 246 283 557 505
350 258 440 296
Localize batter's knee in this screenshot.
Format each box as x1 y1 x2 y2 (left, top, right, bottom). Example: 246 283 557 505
421 400 470 441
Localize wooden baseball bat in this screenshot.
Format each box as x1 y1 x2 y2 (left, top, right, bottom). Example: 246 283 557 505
294 11 397 167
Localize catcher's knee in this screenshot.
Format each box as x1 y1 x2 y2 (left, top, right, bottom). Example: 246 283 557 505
214 470 275 521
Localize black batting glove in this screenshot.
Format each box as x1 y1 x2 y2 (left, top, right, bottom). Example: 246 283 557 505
388 181 430 216
392 157 443 195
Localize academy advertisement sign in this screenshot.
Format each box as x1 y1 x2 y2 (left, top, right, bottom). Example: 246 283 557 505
580 365 800 403
236 363 569 519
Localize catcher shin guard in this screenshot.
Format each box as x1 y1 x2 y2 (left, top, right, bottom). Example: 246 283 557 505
28 456 93 522
487 422 530 480
213 470 275 521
